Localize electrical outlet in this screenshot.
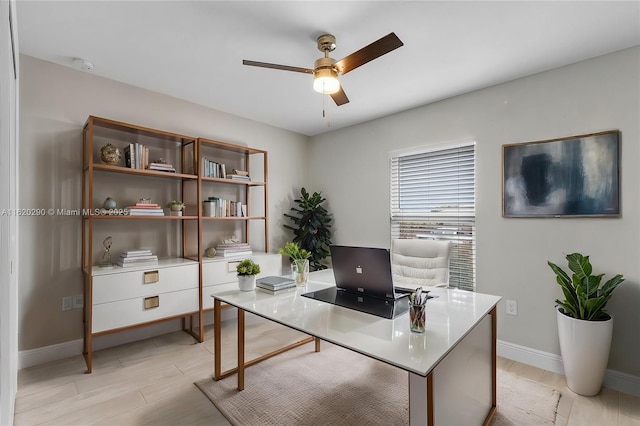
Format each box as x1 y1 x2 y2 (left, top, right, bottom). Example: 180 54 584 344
73 294 84 309
62 296 73 311
506 299 518 316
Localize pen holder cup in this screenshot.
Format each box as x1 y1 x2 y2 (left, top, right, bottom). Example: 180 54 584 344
410 304 426 333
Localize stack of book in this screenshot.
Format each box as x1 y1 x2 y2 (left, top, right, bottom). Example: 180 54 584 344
126 202 165 216
256 276 296 294
226 169 250 181
215 242 252 258
202 158 226 178
117 249 158 267
148 162 176 173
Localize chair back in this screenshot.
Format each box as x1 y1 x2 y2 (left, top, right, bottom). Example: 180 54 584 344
391 239 452 287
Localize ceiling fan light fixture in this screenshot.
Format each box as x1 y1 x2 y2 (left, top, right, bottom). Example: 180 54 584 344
313 67 340 94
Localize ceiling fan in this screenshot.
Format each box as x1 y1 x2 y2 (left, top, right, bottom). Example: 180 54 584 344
243 32 404 106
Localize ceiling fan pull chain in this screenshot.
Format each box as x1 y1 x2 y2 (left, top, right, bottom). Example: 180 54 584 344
323 94 331 127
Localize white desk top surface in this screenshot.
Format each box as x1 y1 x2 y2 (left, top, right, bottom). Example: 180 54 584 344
211 269 501 377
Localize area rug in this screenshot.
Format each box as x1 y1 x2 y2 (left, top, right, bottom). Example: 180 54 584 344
195 343 560 425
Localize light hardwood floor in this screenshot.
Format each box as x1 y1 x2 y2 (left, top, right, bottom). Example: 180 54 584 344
15 315 640 426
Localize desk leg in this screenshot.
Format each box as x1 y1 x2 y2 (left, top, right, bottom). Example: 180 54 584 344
409 373 434 426
413 313 494 426
213 299 222 380
315 337 321 352
237 308 245 391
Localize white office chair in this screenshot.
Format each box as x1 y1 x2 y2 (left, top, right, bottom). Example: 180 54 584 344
391 239 452 288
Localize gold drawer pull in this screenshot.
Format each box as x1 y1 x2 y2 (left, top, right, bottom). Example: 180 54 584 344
227 261 240 273
144 270 159 284
144 296 159 309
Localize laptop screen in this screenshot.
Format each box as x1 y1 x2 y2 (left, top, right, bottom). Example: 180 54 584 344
330 245 397 300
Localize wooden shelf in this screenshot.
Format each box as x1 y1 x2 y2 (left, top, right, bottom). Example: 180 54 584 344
90 163 197 180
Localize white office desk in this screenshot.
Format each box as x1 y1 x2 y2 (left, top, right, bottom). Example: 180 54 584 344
211 270 501 426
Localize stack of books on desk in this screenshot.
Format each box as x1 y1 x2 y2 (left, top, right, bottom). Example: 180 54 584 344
256 276 296 294
117 249 158 267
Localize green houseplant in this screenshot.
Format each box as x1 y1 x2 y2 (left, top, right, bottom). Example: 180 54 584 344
279 242 311 286
283 188 333 271
236 259 260 291
548 252 624 321
547 252 624 396
167 200 185 215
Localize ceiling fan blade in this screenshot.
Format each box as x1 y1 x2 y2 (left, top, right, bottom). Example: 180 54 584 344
334 32 404 75
331 86 349 106
242 60 313 74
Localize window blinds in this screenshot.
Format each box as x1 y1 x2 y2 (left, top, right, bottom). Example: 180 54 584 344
390 142 476 290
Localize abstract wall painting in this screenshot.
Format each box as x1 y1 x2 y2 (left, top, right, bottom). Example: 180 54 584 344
502 131 620 217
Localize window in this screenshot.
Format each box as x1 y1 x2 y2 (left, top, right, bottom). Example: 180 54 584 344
390 141 476 290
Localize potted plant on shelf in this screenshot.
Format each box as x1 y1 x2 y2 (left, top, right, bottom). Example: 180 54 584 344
548 252 624 396
279 242 311 286
167 200 185 216
283 188 333 271
236 259 260 291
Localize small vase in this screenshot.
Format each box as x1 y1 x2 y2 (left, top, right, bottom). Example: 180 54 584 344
292 259 309 286
238 275 256 291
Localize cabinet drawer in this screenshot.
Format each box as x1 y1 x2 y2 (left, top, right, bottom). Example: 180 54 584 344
202 259 243 286
202 254 282 287
92 288 199 333
93 264 198 305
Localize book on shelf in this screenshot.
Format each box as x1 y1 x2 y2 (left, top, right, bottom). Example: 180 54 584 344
117 259 158 267
121 249 153 257
215 241 253 257
123 143 154 170
227 174 251 181
131 202 162 209
231 169 249 176
201 158 226 178
126 208 165 216
216 250 253 258
148 162 176 173
118 254 158 262
216 242 251 250
204 197 244 217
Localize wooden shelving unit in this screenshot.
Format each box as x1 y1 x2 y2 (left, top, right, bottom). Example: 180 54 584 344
81 117 270 372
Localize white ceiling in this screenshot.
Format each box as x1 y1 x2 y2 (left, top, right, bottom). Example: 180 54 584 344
16 1 640 136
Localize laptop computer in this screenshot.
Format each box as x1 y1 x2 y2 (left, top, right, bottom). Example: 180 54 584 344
300 245 409 319
329 245 408 301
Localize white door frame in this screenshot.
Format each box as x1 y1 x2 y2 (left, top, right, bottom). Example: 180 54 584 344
0 0 19 424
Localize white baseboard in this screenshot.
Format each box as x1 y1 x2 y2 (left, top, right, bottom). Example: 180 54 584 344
19 308 249 370
498 339 640 397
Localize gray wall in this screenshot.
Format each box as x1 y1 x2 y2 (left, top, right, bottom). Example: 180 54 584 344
308 47 640 377
18 55 309 351
18 46 640 380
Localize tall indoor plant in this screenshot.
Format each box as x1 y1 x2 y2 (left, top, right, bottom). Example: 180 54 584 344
548 252 624 395
283 188 333 271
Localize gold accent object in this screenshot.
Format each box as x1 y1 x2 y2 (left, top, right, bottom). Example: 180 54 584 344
143 270 159 284
99 143 122 165
144 296 159 309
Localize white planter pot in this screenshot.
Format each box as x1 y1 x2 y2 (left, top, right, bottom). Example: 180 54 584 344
238 275 256 292
556 308 613 396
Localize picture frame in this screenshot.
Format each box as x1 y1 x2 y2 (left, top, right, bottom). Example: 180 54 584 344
502 130 620 217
